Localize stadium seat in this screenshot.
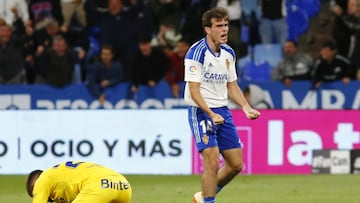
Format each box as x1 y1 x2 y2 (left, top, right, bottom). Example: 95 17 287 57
236 46 253 78
253 43 282 68
286 5 309 42
241 60 272 82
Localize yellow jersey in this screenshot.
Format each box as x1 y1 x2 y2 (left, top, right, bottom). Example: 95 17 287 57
32 161 131 203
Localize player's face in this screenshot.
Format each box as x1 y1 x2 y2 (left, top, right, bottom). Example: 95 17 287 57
207 18 229 44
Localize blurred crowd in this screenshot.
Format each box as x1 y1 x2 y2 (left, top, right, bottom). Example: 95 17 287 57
0 0 360 103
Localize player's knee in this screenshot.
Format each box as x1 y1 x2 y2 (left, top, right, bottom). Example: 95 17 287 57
231 162 243 175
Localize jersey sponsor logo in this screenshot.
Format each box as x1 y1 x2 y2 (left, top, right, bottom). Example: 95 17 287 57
101 178 130 190
203 73 228 80
0 94 31 109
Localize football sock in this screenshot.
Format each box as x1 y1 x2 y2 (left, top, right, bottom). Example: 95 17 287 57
216 185 223 193
204 197 216 203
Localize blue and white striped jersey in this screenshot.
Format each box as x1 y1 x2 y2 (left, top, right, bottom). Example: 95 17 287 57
184 38 237 108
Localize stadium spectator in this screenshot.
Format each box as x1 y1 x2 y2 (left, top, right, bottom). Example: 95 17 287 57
331 0 360 78
211 0 243 59
181 0 212 44
33 18 88 53
99 0 139 80
312 41 352 88
258 0 288 44
61 0 87 27
130 34 169 93
84 0 108 27
149 0 182 35
272 40 314 87
28 0 64 30
243 84 272 109
35 35 85 87
331 0 348 12
0 24 28 84
151 22 182 49
185 8 260 203
86 45 126 104
128 0 156 44
0 0 30 26
165 38 190 98
331 0 360 57
26 161 132 203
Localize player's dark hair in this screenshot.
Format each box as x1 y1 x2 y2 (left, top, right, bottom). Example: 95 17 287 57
26 170 43 197
202 7 229 28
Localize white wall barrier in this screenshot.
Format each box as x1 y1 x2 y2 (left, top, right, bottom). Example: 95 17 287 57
0 110 192 175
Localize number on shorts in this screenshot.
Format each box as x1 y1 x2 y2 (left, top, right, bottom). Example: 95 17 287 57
199 120 213 133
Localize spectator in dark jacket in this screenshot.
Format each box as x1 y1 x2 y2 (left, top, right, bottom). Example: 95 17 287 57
99 0 139 78
312 41 352 88
331 0 360 57
86 45 126 104
36 35 85 87
130 34 169 93
0 24 27 84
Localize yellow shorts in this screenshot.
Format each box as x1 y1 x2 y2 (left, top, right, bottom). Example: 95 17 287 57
72 174 132 203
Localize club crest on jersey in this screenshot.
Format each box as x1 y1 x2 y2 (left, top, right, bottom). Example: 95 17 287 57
202 134 209 145
225 59 230 70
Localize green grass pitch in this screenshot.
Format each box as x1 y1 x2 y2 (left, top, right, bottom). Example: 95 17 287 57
1 174 359 203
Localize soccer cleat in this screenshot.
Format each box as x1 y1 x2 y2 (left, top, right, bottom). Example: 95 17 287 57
192 192 204 203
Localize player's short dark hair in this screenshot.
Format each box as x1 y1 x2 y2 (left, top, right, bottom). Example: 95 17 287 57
202 7 229 28
26 170 43 197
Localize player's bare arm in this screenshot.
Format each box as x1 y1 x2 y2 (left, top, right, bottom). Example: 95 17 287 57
188 82 224 125
227 81 261 120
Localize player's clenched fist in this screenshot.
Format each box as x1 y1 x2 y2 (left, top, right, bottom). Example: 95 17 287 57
245 109 261 120
210 113 225 125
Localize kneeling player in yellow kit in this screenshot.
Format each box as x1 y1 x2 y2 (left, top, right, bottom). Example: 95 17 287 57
26 161 132 203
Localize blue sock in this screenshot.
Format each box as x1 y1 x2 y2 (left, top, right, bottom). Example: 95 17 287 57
204 197 216 203
216 185 223 193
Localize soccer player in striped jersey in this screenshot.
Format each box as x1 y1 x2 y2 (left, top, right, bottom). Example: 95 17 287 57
184 7 261 203
26 161 132 203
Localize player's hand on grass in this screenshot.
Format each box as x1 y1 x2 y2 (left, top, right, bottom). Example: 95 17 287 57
245 108 261 120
